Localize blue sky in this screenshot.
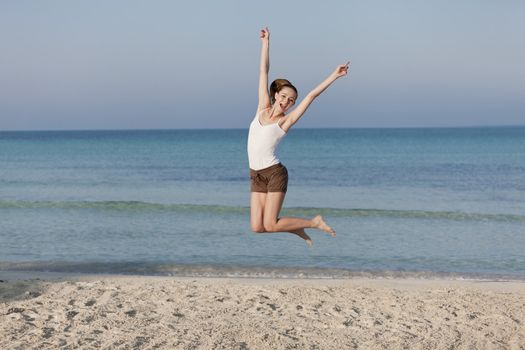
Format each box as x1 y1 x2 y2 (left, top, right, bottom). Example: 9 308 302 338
1 0 524 130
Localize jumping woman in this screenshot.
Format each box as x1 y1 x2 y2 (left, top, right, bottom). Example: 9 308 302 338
248 27 350 246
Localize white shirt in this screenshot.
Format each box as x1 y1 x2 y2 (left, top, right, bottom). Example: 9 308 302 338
247 110 287 170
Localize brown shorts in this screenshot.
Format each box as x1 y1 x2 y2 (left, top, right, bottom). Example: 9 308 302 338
250 163 288 193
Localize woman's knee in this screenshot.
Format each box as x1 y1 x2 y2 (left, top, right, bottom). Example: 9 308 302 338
251 224 266 233
263 220 278 233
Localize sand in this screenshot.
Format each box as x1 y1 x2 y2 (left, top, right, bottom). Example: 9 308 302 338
1 274 524 349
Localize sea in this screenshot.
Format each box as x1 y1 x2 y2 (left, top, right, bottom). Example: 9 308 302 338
1 127 524 280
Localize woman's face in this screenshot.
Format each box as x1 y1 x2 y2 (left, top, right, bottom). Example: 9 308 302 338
275 87 297 113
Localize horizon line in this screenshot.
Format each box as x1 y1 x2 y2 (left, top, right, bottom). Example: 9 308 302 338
2 124 525 133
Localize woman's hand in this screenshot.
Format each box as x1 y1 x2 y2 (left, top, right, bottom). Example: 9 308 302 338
331 61 351 79
260 27 270 43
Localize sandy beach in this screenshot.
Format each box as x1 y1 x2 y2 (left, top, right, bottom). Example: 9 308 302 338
0 274 524 349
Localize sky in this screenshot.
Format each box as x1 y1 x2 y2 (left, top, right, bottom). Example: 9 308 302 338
1 0 524 130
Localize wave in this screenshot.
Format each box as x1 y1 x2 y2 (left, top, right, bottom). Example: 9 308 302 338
1 199 524 222
1 261 524 281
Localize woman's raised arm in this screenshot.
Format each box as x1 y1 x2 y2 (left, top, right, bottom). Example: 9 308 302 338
257 27 271 111
281 61 350 132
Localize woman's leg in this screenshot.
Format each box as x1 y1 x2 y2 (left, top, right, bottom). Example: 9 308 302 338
250 192 267 233
250 192 314 246
263 192 336 236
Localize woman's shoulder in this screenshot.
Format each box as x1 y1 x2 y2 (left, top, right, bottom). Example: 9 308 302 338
256 106 271 114
255 107 271 120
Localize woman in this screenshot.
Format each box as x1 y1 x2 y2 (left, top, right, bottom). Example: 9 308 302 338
248 27 350 246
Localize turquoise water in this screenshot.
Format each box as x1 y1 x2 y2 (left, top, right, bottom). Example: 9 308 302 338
1 128 525 278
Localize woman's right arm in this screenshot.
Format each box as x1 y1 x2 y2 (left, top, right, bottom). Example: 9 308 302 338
257 27 271 111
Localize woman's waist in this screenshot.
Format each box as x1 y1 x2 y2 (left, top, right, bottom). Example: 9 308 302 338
249 162 285 175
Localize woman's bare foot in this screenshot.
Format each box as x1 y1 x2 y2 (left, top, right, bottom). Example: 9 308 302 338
312 215 336 237
289 229 313 247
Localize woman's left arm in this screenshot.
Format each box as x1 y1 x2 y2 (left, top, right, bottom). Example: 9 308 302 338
281 61 350 132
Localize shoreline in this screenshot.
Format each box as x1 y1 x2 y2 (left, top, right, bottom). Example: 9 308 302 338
3 262 525 282
3 269 525 283
1 273 524 349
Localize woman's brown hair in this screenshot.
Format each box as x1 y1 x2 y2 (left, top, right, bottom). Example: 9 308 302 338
269 79 298 104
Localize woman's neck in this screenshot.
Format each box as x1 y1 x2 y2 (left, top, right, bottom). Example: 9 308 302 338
269 105 284 120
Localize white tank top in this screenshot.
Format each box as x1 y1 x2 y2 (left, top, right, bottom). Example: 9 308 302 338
247 110 287 170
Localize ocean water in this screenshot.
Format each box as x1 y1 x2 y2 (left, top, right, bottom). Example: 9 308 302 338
1 127 525 279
